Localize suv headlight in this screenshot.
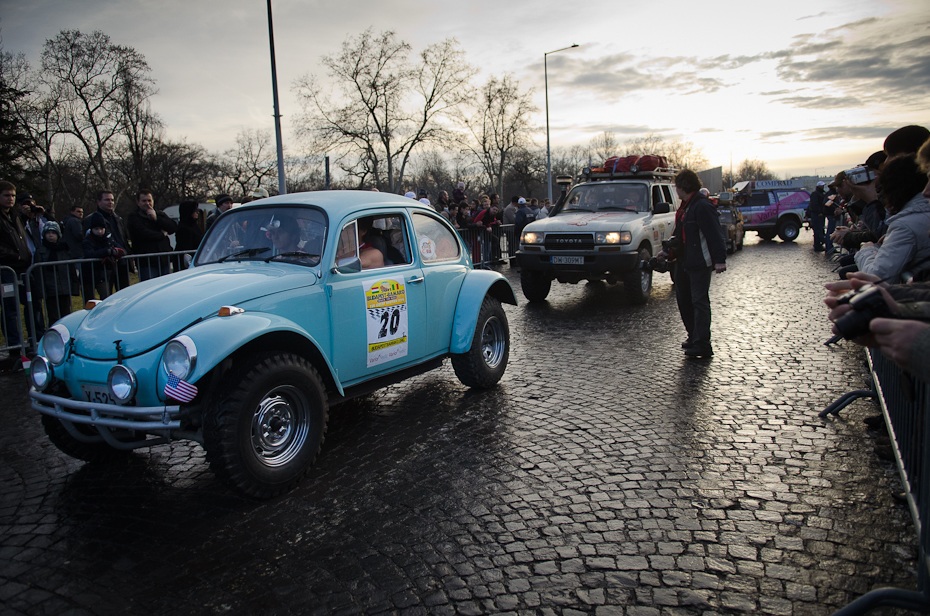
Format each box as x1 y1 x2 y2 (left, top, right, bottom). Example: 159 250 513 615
161 335 197 380
108 365 137 405
41 324 70 365
595 231 631 245
522 231 544 245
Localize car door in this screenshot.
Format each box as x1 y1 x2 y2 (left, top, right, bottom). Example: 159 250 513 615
410 212 468 356
326 212 428 387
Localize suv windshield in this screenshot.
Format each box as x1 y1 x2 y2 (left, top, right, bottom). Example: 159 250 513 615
563 183 649 213
195 206 327 266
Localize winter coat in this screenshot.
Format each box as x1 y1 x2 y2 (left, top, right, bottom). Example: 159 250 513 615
0 208 31 272
676 194 727 270
33 239 73 297
854 194 930 282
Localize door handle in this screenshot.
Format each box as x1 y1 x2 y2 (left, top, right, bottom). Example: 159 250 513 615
408 276 425 284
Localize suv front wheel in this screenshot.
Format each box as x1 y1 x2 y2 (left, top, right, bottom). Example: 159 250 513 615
623 246 653 304
521 269 552 302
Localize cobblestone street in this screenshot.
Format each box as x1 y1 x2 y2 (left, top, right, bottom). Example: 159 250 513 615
0 230 917 615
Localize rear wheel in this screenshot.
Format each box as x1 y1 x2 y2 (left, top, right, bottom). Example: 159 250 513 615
204 353 328 498
520 269 551 302
452 296 509 389
623 246 652 304
778 219 800 242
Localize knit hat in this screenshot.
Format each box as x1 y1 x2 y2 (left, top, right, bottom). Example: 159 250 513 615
215 194 233 207
88 211 107 229
42 221 61 237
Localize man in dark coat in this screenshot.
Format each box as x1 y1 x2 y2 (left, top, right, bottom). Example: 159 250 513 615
127 189 178 280
809 181 827 252
0 181 33 362
86 189 131 295
667 170 727 358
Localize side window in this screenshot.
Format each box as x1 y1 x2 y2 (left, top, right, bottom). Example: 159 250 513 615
338 215 411 270
412 213 461 263
747 191 772 207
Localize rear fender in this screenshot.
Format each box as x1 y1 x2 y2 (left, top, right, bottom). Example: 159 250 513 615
451 270 517 354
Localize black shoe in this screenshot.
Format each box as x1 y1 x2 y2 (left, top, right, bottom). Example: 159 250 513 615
681 339 694 349
874 435 894 461
684 344 713 358
814 247 825 253
863 414 884 429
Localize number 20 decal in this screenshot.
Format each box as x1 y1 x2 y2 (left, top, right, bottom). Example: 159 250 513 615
378 309 401 338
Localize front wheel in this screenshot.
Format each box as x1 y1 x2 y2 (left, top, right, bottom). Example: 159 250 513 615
520 269 551 302
204 353 328 499
452 296 510 389
41 414 129 463
622 246 652 304
778 219 800 242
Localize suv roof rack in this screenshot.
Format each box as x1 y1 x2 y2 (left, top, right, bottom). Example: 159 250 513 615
581 167 679 181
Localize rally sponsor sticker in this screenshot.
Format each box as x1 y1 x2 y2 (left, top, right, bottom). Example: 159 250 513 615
365 277 408 367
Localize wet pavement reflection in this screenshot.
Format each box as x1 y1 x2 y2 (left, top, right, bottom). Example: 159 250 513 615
0 231 916 614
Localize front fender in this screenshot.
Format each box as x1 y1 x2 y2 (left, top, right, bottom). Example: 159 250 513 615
451 270 517 354
181 312 338 391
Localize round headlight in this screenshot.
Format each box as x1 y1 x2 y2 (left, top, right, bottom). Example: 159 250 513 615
41 324 70 365
162 336 197 380
107 365 137 405
30 356 52 391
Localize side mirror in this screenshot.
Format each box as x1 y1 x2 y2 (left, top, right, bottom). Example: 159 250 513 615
653 202 671 215
334 256 362 274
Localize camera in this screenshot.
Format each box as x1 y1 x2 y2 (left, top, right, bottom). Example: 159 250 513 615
29 204 41 213
825 284 892 344
642 236 680 273
844 165 876 186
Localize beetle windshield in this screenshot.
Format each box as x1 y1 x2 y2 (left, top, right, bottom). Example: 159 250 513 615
563 184 649 213
195 206 327 266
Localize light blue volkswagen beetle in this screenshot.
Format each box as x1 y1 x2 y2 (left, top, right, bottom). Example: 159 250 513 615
30 191 517 498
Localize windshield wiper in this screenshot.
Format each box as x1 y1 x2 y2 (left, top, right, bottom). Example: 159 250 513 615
598 206 640 212
265 251 320 263
217 247 271 262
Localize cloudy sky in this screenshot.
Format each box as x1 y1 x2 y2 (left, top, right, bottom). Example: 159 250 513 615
2 0 928 179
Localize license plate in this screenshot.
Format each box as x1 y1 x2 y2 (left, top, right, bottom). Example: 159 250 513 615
551 256 584 265
82 385 116 406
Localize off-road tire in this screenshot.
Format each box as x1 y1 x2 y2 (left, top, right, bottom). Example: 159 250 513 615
204 353 328 499
623 246 653 304
520 269 551 302
452 296 509 389
41 414 129 463
778 219 800 242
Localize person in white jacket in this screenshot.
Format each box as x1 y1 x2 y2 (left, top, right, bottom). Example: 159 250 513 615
855 153 930 282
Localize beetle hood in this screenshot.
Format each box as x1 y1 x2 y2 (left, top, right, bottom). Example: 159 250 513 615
73 264 318 359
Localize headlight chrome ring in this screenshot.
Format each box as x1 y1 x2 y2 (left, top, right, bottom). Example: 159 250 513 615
30 356 53 391
162 335 197 380
42 324 70 365
107 365 137 405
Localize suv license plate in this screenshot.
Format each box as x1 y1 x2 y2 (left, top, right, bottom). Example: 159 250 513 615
82 385 116 405
551 256 584 265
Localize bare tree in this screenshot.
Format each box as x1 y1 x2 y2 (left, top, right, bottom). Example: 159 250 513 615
458 74 536 199
293 29 475 192
732 159 775 183
623 133 708 171
39 30 154 189
221 128 279 196
589 131 620 163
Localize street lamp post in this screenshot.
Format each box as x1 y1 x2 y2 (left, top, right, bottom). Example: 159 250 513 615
266 0 287 195
545 44 579 204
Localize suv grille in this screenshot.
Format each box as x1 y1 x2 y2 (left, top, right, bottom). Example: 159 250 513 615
544 233 594 251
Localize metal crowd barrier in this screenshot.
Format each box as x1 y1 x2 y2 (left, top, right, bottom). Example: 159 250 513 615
21 250 194 352
0 264 26 361
822 349 930 614
456 223 518 268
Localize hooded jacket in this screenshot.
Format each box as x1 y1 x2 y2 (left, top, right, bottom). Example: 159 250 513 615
854 194 930 282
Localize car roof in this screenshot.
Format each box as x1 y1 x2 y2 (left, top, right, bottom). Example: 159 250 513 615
236 190 432 215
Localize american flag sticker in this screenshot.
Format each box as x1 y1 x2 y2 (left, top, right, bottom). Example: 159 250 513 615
164 372 198 403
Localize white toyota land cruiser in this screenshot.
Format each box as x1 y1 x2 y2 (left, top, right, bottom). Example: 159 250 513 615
516 165 680 304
